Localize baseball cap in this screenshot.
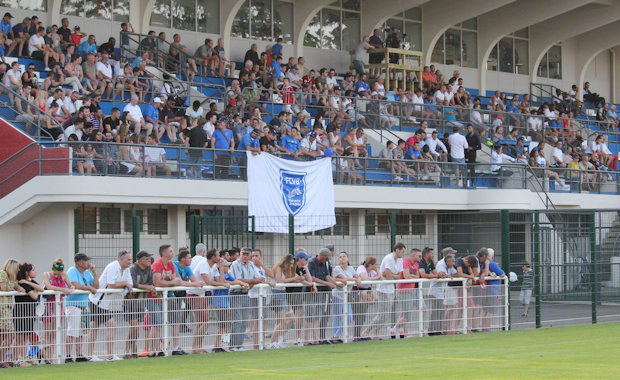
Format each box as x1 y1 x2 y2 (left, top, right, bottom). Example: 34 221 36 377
440 247 457 256
308 131 317 138
136 250 153 259
74 252 91 262
153 97 163 104
46 26 53 34
268 128 277 135
517 136 524 141
325 244 334 251
291 65 298 70
3 12 13 19
251 128 261 134
318 248 331 257
294 251 310 260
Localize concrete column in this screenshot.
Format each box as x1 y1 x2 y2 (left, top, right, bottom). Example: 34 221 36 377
220 0 246 64
573 21 620 98
173 206 187 251
477 0 593 94
359 0 429 35
48 0 62 26
292 0 337 59
529 2 620 83
421 0 515 66
129 0 156 34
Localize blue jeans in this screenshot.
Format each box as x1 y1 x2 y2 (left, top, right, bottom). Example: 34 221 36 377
353 60 365 75
331 295 353 338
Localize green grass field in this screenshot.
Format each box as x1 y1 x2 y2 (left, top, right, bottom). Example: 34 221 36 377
5 323 619 379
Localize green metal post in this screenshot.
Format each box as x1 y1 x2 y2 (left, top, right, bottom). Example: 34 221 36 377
132 208 140 262
534 210 541 329
190 215 196 256
390 212 396 250
500 210 511 330
73 209 79 253
589 211 597 324
251 216 256 249
288 214 295 256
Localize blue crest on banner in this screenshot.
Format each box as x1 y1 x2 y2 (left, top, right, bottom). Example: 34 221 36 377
280 169 307 215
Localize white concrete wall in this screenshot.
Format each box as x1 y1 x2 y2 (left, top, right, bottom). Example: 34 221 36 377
585 49 613 102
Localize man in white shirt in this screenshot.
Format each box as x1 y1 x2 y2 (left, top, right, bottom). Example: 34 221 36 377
123 95 147 135
425 130 448 161
448 126 468 186
285 65 302 89
88 250 133 361
490 144 516 184
63 117 85 141
325 68 338 90
96 53 114 99
300 131 322 158
368 242 405 337
28 26 46 62
550 140 567 168
64 91 82 115
144 134 171 177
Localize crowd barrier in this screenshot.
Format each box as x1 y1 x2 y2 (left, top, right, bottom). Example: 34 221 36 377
0 278 508 365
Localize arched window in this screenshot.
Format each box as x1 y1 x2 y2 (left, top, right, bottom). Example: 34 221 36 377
382 7 422 51
487 28 529 75
431 18 478 68
60 0 128 22
538 45 562 80
304 1 360 51
150 0 219 34
231 0 294 43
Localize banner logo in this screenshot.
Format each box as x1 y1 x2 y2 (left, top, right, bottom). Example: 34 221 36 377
280 169 307 215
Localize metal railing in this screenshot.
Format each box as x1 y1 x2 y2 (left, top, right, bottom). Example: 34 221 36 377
0 277 508 365
0 141 617 195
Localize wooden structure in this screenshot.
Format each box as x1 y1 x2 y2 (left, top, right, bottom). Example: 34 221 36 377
359 48 423 92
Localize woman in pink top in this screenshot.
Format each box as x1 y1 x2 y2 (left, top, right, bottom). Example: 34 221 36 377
356 257 382 340
42 258 74 363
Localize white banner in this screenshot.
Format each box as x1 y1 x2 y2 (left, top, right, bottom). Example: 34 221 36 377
247 152 336 233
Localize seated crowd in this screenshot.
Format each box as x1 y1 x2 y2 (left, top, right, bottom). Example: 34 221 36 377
0 14 617 186
0 243 507 367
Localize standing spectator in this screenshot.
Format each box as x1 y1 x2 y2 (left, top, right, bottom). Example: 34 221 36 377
65 253 98 363
521 261 534 317
307 248 341 345
119 22 134 59
353 36 371 77
123 250 154 358
354 257 381 340
0 258 24 367
482 248 506 331
212 119 235 179
419 247 445 335
88 250 132 361
368 29 384 79
394 248 421 338
185 122 208 179
247 249 274 349
448 126 468 186
331 252 361 343
465 124 481 182
170 250 204 355
430 248 458 334
13 263 43 366
212 259 248 352
229 247 265 351
365 243 405 338
41 259 74 364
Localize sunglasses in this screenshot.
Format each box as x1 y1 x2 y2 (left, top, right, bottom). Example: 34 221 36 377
53 264 64 271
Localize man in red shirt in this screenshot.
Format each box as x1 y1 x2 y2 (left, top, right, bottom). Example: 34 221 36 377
281 77 296 114
394 248 421 338
148 244 183 357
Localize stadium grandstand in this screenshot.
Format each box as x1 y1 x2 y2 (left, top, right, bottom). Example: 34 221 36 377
0 0 619 369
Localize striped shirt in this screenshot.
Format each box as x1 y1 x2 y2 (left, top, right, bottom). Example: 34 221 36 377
522 268 534 289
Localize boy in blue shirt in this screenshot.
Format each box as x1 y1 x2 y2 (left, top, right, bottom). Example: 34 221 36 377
171 249 204 355
279 126 301 159
271 37 283 58
212 260 248 352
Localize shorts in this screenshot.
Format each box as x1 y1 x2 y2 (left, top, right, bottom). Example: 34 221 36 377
286 292 304 313
147 300 163 326
395 291 416 320
520 289 532 305
304 292 328 319
168 297 184 324
66 306 89 337
443 287 458 306
270 291 288 313
89 302 114 325
32 50 44 60
0 304 14 331
213 307 230 329
450 157 466 164
123 298 147 322
187 294 209 322
353 59 365 74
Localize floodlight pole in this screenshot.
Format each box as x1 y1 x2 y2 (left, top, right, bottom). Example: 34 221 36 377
534 210 541 329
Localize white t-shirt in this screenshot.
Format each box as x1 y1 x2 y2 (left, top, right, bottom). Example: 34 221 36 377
528 116 542 131
448 133 468 160
203 121 215 136
89 260 132 311
326 76 338 89
354 41 371 61
490 150 515 171
551 147 564 165
96 61 113 80
63 125 83 141
434 90 445 103
332 265 356 298
187 260 213 295
301 137 318 152
376 253 403 294
28 34 45 54
248 267 266 298
411 93 424 112
471 110 482 124
145 146 165 163
428 258 457 299
123 103 143 122
5 69 21 86
64 98 82 115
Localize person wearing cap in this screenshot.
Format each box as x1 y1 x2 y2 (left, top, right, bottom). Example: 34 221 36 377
212 118 235 179
285 64 302 89
300 131 322 159
229 247 265 351
143 97 167 143
260 126 278 154
212 258 249 352
124 250 154 358
88 249 133 361
65 253 98 362
285 250 314 346
307 247 342 345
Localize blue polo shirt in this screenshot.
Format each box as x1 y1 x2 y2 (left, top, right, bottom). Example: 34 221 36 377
143 104 159 124
238 132 259 151
172 261 194 282
281 135 300 153
212 128 233 150
0 20 11 36
131 56 144 70
356 80 370 93
487 261 505 296
78 40 97 56
507 104 519 113
272 43 283 58
65 267 95 307
270 60 282 78
406 147 421 160
12 23 26 37
213 272 234 308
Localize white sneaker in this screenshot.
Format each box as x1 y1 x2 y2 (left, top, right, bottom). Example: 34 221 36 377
562 184 571 191
296 340 303 347
107 355 123 361
395 176 403 181
236 347 248 351
222 334 230 344
44 67 51 71
88 356 104 362
456 180 463 187
422 175 430 181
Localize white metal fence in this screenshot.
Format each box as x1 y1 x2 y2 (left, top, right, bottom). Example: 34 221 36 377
0 278 508 366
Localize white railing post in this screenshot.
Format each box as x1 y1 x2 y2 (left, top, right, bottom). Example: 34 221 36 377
54 292 62 364
343 284 349 343
258 285 264 350
417 282 423 337
162 291 169 356
461 280 468 334
504 278 510 331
